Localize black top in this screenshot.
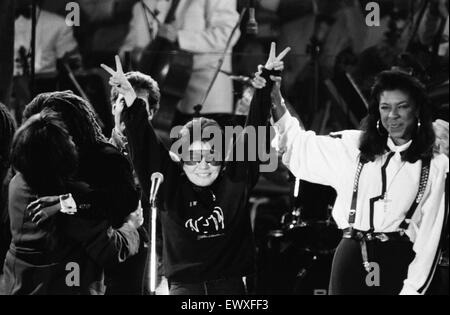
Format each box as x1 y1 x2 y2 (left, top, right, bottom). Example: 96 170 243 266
123 70 275 282
72 142 140 229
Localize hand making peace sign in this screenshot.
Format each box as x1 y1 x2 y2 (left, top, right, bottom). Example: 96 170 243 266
252 42 291 89
265 42 291 71
101 55 137 107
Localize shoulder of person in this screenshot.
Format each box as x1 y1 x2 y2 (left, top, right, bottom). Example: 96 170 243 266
9 172 25 188
430 152 449 175
8 172 33 198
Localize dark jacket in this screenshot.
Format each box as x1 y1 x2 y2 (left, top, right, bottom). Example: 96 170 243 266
0 173 140 295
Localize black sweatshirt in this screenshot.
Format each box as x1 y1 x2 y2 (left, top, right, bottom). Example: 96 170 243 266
123 70 275 283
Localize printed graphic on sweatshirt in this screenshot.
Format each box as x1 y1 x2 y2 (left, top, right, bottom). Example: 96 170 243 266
185 206 225 239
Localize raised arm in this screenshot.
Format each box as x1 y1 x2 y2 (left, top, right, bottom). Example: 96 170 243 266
101 56 173 201
227 43 290 185
270 64 361 188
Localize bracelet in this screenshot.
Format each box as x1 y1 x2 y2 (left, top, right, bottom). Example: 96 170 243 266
60 193 77 215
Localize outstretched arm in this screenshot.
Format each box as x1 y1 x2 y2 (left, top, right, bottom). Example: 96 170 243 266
227 43 290 186
101 56 174 201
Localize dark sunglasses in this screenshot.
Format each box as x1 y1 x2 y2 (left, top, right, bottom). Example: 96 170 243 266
182 149 222 167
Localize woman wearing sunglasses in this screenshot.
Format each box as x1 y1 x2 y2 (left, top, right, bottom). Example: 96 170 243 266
102 44 290 295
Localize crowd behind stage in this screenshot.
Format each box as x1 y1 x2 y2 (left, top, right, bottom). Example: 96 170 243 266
0 0 448 295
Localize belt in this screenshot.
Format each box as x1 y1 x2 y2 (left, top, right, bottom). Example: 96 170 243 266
342 228 410 243
342 228 411 273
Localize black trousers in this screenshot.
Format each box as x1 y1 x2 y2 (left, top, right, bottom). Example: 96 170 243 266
329 238 415 295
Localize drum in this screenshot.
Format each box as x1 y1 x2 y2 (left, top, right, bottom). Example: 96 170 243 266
257 228 336 295
281 207 342 255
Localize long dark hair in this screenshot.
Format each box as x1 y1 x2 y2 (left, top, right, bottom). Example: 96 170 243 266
23 91 107 154
0 103 16 224
359 70 435 163
11 110 78 196
0 103 16 173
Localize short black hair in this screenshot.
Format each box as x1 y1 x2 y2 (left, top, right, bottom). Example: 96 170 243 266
110 71 160 113
11 109 78 195
172 117 225 163
359 70 435 163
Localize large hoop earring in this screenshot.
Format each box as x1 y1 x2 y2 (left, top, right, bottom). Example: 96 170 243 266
376 119 384 135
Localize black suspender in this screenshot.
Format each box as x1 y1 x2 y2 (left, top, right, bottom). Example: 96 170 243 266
348 159 366 226
399 157 432 229
348 155 432 230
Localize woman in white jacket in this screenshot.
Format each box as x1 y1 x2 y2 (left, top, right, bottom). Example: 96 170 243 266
269 70 448 295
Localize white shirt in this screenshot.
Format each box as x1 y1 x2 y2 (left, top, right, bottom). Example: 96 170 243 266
273 111 449 295
14 10 78 76
120 0 239 114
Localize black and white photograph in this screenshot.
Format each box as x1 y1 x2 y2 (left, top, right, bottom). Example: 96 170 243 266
0 0 448 301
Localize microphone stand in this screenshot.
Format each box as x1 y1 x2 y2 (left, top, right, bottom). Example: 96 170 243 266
148 174 163 295
199 7 248 109
149 198 158 295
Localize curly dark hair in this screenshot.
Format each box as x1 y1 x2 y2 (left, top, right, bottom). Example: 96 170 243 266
0 103 16 172
359 70 435 163
11 109 78 196
23 91 107 154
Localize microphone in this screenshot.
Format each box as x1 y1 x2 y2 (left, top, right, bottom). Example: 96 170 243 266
246 0 258 35
149 172 164 205
219 69 253 86
230 75 253 85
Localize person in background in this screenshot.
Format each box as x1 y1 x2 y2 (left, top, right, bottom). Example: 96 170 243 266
110 71 161 155
259 0 365 127
11 0 82 124
419 0 449 58
13 0 81 76
120 0 240 126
